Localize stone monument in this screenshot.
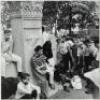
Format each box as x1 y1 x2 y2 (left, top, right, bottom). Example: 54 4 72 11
8 1 43 81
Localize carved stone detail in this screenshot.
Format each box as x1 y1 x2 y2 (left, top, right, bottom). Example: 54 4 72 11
21 1 43 18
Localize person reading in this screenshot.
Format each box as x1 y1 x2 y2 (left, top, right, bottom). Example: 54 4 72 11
15 73 41 99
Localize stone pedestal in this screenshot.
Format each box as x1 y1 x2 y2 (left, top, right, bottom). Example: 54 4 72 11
10 1 43 81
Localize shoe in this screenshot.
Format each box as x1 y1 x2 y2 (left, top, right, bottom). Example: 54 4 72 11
69 84 73 89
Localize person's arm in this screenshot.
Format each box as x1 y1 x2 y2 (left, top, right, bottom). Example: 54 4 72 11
35 64 47 74
17 82 31 94
9 35 13 53
30 83 41 99
30 83 41 94
92 48 98 58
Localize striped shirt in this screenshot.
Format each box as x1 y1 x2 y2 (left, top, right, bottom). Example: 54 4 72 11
32 54 47 68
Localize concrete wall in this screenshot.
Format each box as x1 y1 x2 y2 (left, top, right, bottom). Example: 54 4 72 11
9 2 43 82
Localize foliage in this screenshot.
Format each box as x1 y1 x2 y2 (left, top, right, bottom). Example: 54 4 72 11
1 1 21 28
42 1 98 30
1 1 99 32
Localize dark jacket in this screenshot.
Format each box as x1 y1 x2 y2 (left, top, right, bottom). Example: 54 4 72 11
43 41 53 59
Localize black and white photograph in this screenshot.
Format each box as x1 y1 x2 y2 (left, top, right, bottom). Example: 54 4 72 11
0 0 100 99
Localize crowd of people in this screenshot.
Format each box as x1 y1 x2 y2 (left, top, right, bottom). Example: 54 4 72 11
1 26 99 99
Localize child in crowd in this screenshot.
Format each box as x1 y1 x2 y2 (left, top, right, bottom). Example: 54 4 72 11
15 73 41 99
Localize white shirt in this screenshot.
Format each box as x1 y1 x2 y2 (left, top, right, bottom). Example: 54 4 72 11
15 82 40 99
59 40 74 54
77 44 86 57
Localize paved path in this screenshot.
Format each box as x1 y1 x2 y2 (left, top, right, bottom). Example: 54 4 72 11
48 79 100 99
49 88 93 99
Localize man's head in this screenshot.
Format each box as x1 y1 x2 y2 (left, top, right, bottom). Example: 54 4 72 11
20 73 30 85
84 39 95 47
34 45 43 55
87 41 95 47
4 29 12 41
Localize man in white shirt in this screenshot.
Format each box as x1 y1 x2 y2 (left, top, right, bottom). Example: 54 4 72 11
15 73 41 99
2 29 23 76
58 37 74 74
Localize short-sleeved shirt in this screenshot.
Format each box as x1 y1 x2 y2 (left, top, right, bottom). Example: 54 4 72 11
58 40 74 55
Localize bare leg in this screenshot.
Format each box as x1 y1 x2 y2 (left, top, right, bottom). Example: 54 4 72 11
11 54 22 72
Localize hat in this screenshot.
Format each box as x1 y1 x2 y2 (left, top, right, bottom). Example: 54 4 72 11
84 38 94 44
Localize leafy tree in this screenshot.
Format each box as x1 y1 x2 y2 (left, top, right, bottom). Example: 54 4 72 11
1 1 21 28
42 1 98 32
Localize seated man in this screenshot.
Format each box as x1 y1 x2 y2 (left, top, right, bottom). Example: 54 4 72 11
31 46 55 90
2 29 23 77
15 73 41 99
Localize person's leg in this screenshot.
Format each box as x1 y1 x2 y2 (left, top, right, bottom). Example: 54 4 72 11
54 64 63 82
84 56 90 72
21 90 38 99
39 80 48 99
31 90 38 99
31 86 41 99
21 94 32 99
48 71 55 84
62 54 69 73
46 71 55 89
46 63 55 88
11 54 22 72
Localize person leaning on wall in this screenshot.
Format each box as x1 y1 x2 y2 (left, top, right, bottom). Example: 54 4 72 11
1 29 23 77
